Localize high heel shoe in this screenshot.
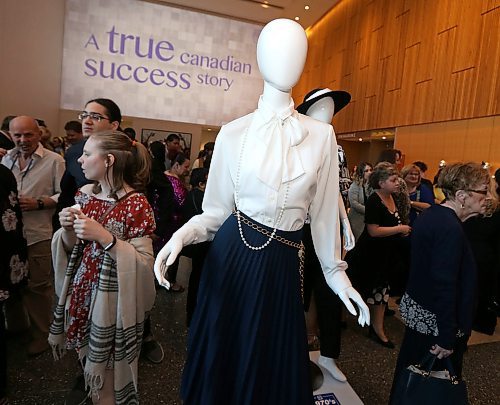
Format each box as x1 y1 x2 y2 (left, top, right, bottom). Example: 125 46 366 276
368 326 395 349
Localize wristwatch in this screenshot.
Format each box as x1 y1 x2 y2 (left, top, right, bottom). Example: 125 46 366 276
36 198 44 210
103 234 117 251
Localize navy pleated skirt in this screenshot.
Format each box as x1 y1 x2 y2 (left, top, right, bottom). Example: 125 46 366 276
181 212 313 405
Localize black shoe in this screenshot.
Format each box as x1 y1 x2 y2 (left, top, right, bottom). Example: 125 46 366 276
368 326 395 349
64 374 89 405
142 338 164 364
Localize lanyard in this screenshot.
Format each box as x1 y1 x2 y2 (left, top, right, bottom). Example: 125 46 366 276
10 152 35 191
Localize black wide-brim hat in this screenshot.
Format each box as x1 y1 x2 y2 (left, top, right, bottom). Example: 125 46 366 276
296 88 351 116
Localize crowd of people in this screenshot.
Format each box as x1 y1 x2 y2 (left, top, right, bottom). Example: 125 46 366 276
0 99 213 404
344 150 500 401
0 107 498 404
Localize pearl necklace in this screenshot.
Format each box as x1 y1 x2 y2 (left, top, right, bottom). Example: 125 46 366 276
234 127 290 251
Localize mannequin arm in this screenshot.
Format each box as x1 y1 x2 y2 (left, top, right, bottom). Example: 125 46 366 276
339 197 355 251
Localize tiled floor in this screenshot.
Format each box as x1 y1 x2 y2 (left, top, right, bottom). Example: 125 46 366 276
6 258 500 404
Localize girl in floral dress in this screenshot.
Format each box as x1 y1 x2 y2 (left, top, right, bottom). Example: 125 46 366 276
50 131 156 404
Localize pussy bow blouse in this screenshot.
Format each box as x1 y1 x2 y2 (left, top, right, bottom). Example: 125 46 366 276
180 98 351 294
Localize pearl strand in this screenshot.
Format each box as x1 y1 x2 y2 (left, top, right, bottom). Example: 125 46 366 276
234 127 289 251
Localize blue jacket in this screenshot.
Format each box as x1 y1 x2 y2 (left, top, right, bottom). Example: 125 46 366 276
405 204 477 348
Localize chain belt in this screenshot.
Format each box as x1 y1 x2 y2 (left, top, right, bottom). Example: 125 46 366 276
234 212 305 300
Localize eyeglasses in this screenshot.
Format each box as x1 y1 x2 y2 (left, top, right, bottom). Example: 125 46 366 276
466 189 488 195
78 112 110 122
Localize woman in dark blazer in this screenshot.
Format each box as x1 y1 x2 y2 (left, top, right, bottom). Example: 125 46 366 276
390 162 490 404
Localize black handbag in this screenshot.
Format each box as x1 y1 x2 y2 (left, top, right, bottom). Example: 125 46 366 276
395 353 468 405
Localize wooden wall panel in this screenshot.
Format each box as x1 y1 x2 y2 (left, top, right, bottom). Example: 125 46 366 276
296 0 500 134
474 7 500 116
481 0 500 14
395 116 499 181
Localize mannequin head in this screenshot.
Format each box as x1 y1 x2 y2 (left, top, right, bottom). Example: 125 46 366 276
306 97 335 124
257 19 307 92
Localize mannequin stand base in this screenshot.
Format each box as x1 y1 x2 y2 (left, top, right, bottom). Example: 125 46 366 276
309 351 363 405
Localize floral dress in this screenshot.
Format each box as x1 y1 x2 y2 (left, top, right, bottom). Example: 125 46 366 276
0 165 28 301
66 190 155 351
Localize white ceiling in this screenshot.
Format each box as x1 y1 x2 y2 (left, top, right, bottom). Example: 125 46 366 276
145 0 340 29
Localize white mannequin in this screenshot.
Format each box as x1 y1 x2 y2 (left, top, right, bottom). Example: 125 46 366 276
154 19 370 404
304 96 352 382
154 19 370 326
154 19 369 328
305 97 355 252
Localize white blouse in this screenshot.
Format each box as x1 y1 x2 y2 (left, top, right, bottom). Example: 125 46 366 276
181 101 351 294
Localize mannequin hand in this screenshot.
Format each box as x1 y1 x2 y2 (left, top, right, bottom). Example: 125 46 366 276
430 344 453 359
341 218 355 251
337 286 370 327
153 226 194 289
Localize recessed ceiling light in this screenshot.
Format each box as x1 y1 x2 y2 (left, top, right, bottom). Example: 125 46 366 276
382 136 386 140
358 138 363 142
261 4 269 8
207 128 212 131
294 16 300 21
305 5 310 10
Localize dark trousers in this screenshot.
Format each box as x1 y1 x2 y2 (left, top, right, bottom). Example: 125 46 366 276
186 242 211 327
389 327 468 404
303 224 342 359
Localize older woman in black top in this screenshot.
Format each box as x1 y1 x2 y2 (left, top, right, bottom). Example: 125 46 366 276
390 162 490 404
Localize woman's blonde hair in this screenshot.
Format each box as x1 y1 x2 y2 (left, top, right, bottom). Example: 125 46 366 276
400 164 421 184
437 162 490 201
90 131 151 200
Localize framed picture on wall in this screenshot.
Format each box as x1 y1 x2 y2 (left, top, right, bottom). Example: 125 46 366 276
141 129 193 159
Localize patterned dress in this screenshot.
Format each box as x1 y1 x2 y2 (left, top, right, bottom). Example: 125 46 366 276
0 164 28 301
66 191 155 351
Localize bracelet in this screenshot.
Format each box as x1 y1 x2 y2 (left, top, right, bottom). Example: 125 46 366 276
103 234 117 251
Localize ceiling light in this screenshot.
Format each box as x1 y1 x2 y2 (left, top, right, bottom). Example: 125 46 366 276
261 4 269 8
305 5 310 10
382 136 386 140
207 128 212 131
358 138 363 142
294 16 300 21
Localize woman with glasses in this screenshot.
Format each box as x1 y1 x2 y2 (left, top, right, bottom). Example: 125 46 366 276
390 163 490 404
463 179 500 335
346 162 411 348
347 162 373 241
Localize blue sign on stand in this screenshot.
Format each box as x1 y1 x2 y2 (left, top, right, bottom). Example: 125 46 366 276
313 392 341 405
